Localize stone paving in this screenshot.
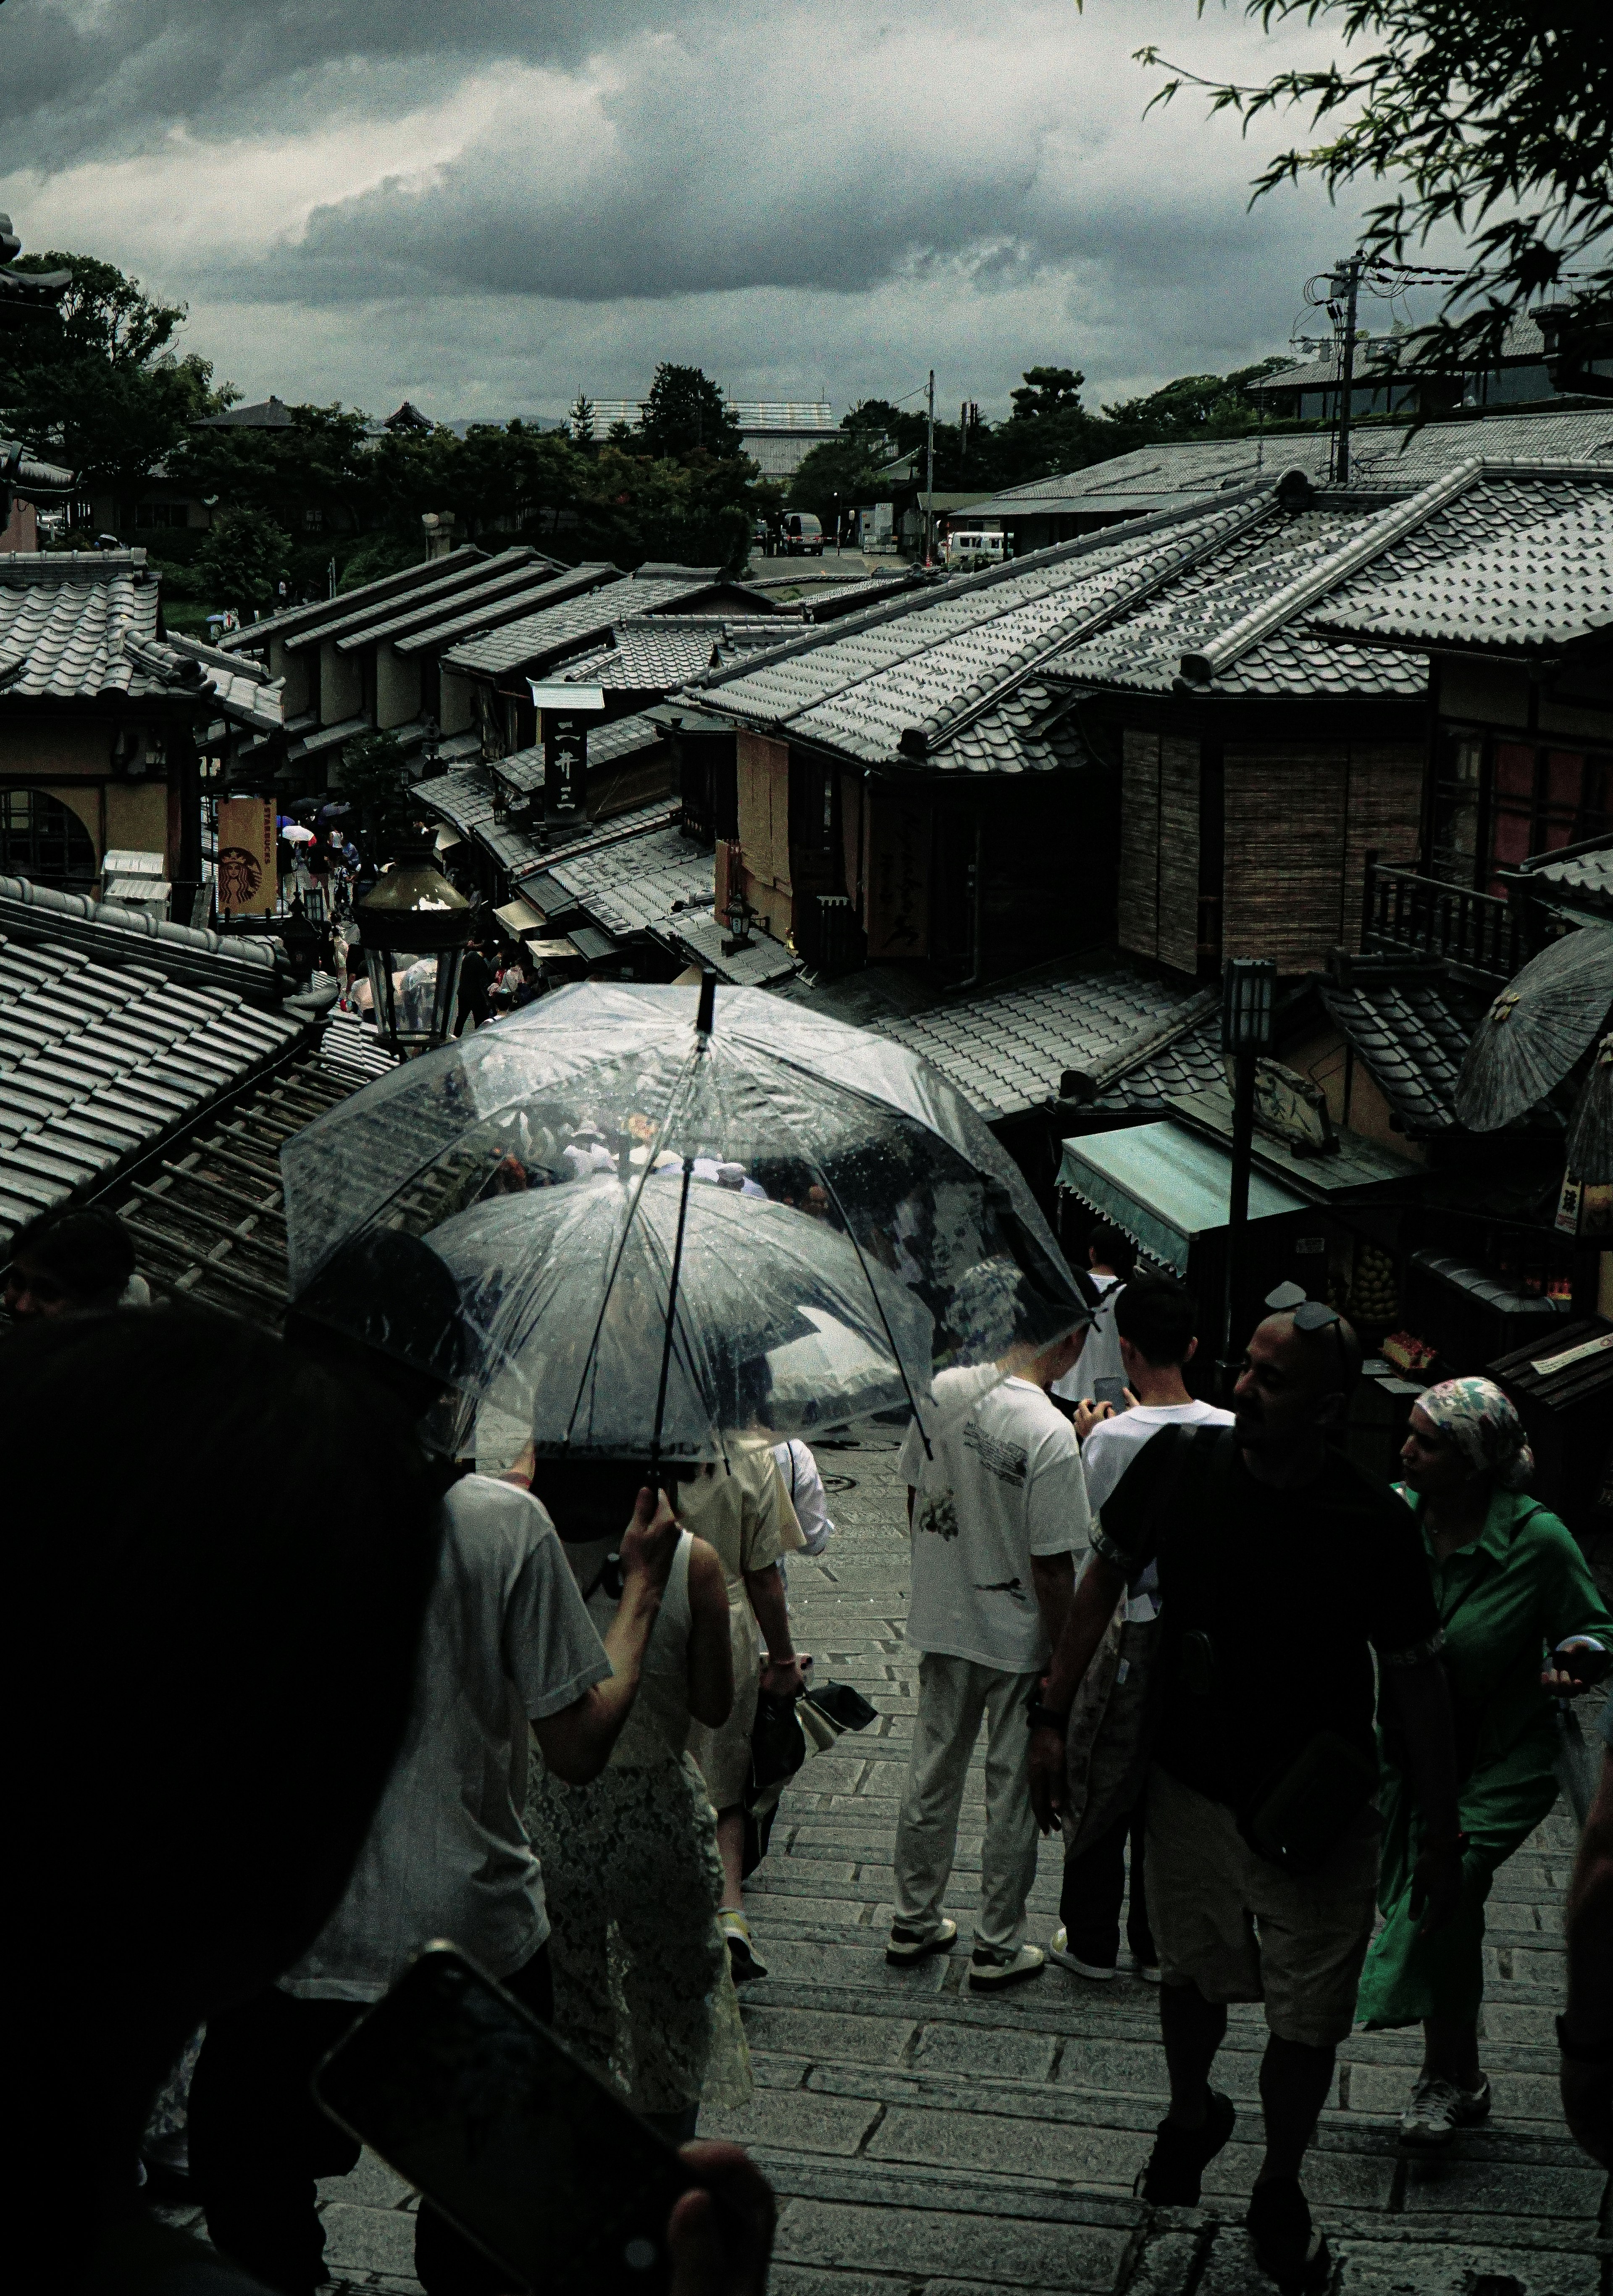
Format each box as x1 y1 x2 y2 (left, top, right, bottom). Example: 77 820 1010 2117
163 1437 1608 2294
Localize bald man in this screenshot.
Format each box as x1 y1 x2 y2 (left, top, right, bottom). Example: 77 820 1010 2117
1030 1309 1463 2295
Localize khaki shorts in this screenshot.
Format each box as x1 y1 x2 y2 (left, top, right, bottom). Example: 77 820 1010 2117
1144 1761 1380 2049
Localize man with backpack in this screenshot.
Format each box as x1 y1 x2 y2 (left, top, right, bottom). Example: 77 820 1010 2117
1053 1222 1134 1410
1050 1274 1232 1983
1029 1301 1462 2294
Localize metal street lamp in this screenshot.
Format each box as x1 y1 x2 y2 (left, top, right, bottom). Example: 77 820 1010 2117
353 837 474 1056
1220 956 1277 1389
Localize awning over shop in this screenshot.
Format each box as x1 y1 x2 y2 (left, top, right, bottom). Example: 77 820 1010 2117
494 895 548 938
1058 1122 1309 1275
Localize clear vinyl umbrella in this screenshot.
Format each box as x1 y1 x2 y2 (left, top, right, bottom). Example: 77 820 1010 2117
281 977 1088 1463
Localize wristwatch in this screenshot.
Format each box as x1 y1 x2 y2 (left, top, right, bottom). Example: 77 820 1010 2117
1026 1700 1069 1733
1556 2016 1613 2065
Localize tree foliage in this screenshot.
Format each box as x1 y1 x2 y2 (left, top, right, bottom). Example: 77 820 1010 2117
336 730 418 858
637 363 745 460
0 251 235 493
195 506 294 613
788 435 895 521
1135 3 1613 373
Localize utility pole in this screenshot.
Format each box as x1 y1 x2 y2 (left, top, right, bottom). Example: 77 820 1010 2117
925 369 935 564
1334 253 1362 485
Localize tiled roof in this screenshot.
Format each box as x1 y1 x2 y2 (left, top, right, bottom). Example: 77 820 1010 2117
1512 841 1613 918
696 493 1270 769
1091 1013 1226 1112
1047 460 1611 700
218 547 488 653
1319 953 1563 1136
1306 484 1613 653
1248 315 1552 395
560 616 797 690
0 906 303 1249
590 711 668 769
443 571 761 678
961 410 1613 521
494 798 684 889
925 681 1094 776
410 767 497 839
855 951 1215 1122
0 872 285 996
391 569 619 662
337 553 588 654
0 552 207 703
549 821 713 938
663 910 799 985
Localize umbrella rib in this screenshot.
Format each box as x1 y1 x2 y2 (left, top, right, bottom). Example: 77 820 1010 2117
560 1033 706 1455
723 1040 934 1459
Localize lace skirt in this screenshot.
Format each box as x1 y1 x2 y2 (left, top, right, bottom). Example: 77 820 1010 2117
528 1750 753 2115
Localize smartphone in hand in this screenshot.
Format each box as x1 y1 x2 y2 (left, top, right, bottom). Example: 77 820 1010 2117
1090 1376 1130 1411
313 1942 700 2295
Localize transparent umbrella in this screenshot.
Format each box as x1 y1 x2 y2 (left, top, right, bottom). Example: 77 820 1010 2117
281 977 1088 1463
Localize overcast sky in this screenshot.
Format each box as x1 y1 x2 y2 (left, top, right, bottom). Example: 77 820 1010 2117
0 0 1408 423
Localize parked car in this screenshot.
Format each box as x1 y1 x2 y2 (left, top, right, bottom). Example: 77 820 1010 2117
778 511 825 557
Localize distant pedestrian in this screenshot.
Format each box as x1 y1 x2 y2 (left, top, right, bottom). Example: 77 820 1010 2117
1051 1274 1232 1984
1357 1378 1610 2146
774 1436 833 1557
1053 1223 1135 1410
889 1326 1089 1991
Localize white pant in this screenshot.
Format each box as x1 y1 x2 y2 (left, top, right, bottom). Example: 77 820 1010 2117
892 1652 1043 1957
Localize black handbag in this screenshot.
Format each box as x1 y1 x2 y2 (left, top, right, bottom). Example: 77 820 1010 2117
1240 1731 1379 1875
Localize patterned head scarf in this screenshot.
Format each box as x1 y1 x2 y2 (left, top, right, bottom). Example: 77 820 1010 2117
1417 1376 1534 1491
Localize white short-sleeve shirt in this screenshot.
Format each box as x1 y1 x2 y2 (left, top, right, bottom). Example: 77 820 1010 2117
899 1372 1090 1673
279 1476 610 2003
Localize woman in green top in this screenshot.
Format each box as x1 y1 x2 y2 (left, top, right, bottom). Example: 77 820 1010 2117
1356 1375 1611 2146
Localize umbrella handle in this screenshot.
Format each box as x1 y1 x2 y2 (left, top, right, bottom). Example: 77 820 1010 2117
647 1151 697 1488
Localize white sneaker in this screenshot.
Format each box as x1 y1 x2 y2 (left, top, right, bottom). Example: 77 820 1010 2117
1048 1925 1115 1980
1131 1954 1162 1984
1398 2074 1490 2147
968 1944 1046 1991
886 1917 958 1966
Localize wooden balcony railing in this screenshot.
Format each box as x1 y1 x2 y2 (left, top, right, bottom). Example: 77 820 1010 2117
1359 855 1563 982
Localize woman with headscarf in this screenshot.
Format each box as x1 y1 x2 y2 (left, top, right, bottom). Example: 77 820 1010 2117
1356 1375 1612 2146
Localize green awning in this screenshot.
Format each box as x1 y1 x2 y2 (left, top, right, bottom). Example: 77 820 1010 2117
1058 1122 1310 1276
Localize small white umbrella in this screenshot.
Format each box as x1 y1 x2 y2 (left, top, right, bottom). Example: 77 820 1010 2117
281 824 317 844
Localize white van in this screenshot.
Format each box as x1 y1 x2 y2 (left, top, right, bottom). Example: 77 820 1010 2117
943 526 1007 568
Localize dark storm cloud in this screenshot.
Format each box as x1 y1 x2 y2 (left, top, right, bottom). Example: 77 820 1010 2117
0 0 649 166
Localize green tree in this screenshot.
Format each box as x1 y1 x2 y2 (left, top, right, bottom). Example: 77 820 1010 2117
1008 366 1087 420
842 398 926 457
195 506 293 613
171 403 374 541
574 444 754 571
568 394 596 444
336 730 418 860
0 252 236 497
1135 2 1613 379
788 435 893 524
1099 358 1299 447
637 364 744 460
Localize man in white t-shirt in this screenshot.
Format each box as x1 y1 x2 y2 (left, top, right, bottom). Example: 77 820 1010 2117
888 1329 1091 1990
1051 1273 1233 1983
1052 1222 1136 1409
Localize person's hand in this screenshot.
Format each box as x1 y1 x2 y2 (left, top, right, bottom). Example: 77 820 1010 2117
1028 1722 1067 1835
1542 1639 1609 1696
669 2141 776 2296
761 1654 809 1698
499 1441 535 1490
619 1488 679 1594
1559 2056 1613 2168
1074 1400 1115 1441
1410 1836 1466 1935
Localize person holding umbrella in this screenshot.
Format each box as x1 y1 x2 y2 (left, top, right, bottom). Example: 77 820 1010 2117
1357 1377 1612 2146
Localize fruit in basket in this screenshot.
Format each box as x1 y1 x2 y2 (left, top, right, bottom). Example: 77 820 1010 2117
1349 1243 1399 1323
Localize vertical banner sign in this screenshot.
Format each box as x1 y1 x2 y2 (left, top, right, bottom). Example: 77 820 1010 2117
529 681 606 828
215 797 276 915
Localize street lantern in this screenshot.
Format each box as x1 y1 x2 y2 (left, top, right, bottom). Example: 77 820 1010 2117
1221 957 1277 1056
353 838 474 1055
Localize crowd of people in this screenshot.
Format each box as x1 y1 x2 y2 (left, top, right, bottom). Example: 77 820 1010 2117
891 1220 1611 2291
6 1196 1610 2296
